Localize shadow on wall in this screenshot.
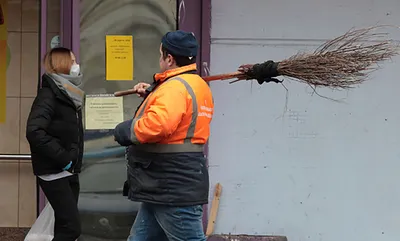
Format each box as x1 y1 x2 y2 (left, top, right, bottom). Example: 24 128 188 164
78 0 176 240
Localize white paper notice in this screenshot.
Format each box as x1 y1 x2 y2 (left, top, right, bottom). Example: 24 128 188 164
85 94 124 130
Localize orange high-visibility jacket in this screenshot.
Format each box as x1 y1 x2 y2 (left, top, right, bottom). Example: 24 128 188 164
130 73 214 153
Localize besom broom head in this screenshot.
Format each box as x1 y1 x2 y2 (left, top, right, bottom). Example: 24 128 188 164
113 26 400 98
237 26 400 89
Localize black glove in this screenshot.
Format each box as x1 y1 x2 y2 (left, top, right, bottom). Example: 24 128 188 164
257 77 282 85
246 60 280 85
147 77 158 94
122 180 129 196
113 119 134 146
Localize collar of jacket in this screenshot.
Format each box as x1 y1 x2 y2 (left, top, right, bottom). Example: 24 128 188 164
153 63 197 83
40 74 77 109
145 63 197 95
132 64 197 117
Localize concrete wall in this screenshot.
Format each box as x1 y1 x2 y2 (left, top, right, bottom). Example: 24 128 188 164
208 1 400 241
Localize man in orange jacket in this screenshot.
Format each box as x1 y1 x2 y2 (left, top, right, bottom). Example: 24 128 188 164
114 30 213 241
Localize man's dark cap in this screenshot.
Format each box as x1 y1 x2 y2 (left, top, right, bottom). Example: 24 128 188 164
161 30 198 58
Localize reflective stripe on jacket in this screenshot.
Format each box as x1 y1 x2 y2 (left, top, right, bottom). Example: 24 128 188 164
130 73 214 153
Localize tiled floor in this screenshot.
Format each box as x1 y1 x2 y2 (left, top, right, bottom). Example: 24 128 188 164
0 227 30 241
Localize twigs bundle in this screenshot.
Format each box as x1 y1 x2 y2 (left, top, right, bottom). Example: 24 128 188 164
233 26 400 88
114 26 399 97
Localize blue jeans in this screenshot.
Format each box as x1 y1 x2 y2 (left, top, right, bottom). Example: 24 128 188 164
127 203 206 241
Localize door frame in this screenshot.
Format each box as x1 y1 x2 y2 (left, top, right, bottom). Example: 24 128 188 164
177 0 212 231
39 0 212 230
38 0 80 213
39 0 76 77
38 0 46 214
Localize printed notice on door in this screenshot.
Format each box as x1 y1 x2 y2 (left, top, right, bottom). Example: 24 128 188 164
85 94 124 130
106 35 134 81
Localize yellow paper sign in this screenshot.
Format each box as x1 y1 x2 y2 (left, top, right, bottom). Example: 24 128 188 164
106 35 134 81
0 0 8 123
85 94 124 130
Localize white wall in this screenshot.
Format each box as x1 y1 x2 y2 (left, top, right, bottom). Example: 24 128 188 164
208 1 400 241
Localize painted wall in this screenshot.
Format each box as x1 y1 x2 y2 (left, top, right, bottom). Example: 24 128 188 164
208 1 400 241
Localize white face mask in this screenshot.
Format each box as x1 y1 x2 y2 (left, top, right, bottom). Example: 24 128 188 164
70 64 80 77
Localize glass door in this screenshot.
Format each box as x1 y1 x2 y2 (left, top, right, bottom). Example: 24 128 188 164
53 0 209 239
77 1 178 240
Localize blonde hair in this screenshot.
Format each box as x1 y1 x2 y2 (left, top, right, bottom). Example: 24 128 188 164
43 47 73 74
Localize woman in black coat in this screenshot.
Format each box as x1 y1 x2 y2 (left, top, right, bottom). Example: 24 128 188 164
26 47 84 241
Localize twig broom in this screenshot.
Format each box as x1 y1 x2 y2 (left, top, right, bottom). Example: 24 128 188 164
114 26 400 97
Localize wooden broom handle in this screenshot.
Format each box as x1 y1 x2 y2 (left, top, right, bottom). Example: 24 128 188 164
113 72 244 97
206 183 222 237
203 71 243 81
113 89 138 97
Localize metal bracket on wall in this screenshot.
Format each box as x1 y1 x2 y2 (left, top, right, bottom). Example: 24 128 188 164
202 61 210 76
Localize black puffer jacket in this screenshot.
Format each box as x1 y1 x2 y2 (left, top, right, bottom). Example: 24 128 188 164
26 74 84 176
